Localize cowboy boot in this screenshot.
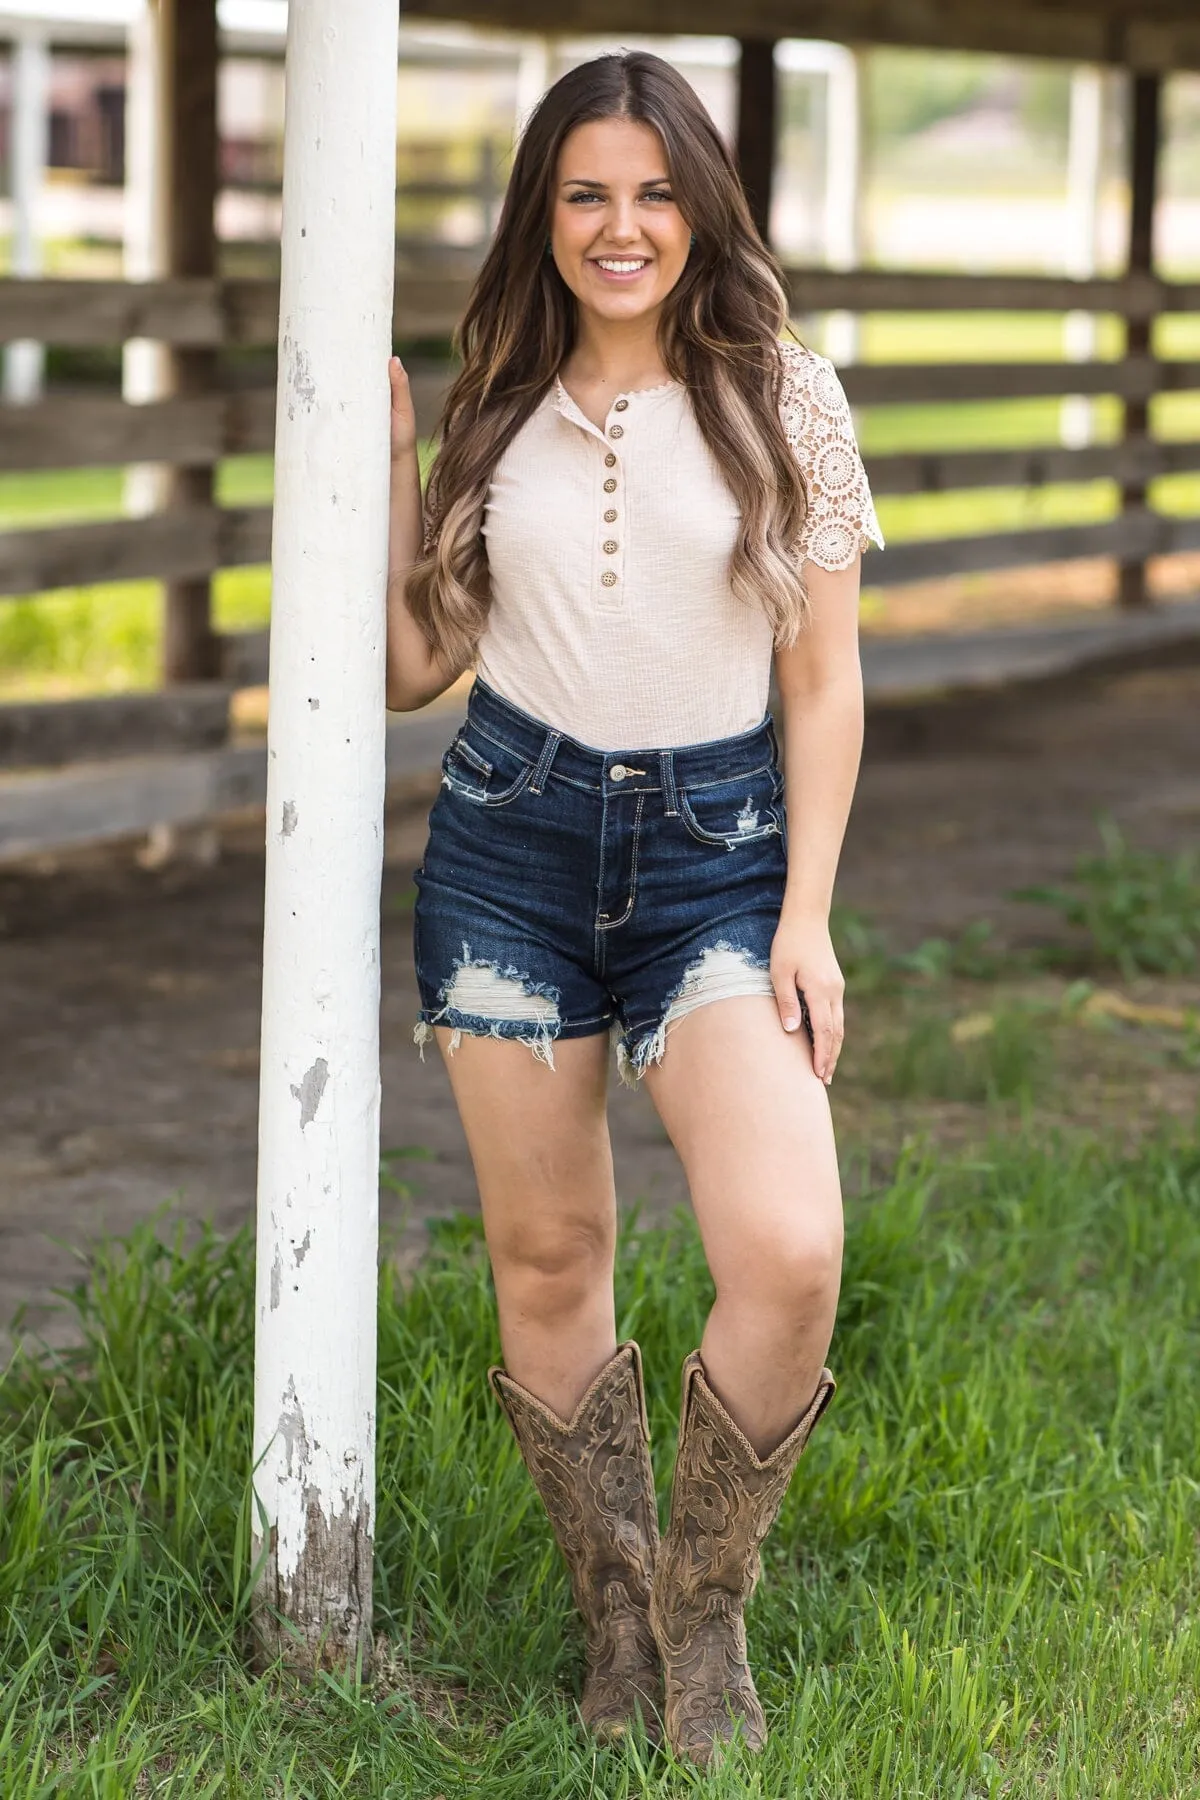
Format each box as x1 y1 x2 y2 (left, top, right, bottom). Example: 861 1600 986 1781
489 1340 663 1741
649 1351 836 1766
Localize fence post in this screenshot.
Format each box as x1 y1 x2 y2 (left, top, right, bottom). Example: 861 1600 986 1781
161 0 220 682
1060 65 1104 449
250 0 398 1675
123 0 173 520
2 29 50 405
736 39 778 245
1117 70 1162 611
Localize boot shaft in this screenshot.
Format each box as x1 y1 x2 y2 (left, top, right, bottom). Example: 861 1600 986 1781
489 1341 660 1616
661 1353 836 1609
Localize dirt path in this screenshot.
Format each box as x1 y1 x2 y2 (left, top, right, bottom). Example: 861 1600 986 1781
2 662 1198 1356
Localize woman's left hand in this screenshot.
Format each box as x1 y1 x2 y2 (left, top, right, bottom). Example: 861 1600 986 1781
769 913 845 1085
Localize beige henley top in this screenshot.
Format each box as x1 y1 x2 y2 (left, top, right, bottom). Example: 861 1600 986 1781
460 339 883 750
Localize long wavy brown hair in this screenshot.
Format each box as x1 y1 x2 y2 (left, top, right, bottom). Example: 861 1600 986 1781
406 50 809 668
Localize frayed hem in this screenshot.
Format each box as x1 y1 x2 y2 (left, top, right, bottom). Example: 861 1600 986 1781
615 941 775 1086
412 1013 559 1070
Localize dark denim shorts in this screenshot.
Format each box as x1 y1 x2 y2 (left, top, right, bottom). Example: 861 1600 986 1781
411 677 789 1086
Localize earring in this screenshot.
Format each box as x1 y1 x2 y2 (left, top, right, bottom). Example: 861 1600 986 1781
544 236 553 256
690 232 696 246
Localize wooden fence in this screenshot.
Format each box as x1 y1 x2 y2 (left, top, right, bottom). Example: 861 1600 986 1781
3 266 1200 605
1 264 1199 797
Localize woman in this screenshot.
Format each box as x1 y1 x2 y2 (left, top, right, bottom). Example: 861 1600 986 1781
384 50 882 1766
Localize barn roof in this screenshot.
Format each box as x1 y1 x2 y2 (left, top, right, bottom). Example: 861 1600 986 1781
404 0 1200 74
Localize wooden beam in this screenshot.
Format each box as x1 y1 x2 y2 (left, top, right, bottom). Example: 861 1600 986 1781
1118 72 1162 609
0 507 271 597
5 269 1200 350
0 393 241 472
0 277 225 345
399 0 1200 73
5 501 1198 602
0 373 457 475
859 600 1200 699
0 701 464 865
865 437 1200 496
869 510 1200 588
782 268 1200 316
838 357 1200 407
6 404 1198 494
162 0 221 682
736 40 778 244
0 685 232 770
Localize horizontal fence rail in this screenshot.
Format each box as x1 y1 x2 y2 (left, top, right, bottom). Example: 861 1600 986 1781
840 356 1200 406
866 438 1200 494
4 268 1200 346
0 507 271 597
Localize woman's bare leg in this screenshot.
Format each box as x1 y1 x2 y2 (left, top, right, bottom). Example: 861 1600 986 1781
641 993 843 1457
431 1026 619 1418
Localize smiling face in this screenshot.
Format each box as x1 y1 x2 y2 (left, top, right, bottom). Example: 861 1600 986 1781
549 116 692 328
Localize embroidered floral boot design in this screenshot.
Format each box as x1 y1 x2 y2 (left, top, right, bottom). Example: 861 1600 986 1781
649 1350 836 1766
489 1341 663 1741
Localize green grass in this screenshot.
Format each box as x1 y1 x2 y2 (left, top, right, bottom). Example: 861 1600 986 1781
868 1001 1053 1102
3 1124 1200 1796
834 911 1012 992
0 456 276 699
0 569 272 700
1014 817 1200 978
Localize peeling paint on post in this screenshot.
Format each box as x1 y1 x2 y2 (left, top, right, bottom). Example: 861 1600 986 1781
251 0 398 1678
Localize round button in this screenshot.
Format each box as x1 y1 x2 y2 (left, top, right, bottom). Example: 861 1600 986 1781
604 452 617 468
603 477 617 493
603 539 619 554
613 398 629 412
604 508 617 522
600 570 618 588
610 764 627 780
608 424 624 439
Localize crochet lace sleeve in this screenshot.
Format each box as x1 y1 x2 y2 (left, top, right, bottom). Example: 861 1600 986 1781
778 340 884 570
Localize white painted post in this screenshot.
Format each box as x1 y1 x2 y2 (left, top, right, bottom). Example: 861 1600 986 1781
515 33 553 135
1061 65 1104 448
250 0 399 1675
122 0 172 517
4 29 50 404
823 46 860 368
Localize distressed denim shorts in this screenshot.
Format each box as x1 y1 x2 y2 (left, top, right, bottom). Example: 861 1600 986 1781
411 676 789 1087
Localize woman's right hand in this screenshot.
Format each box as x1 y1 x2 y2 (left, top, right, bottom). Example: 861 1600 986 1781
388 354 418 462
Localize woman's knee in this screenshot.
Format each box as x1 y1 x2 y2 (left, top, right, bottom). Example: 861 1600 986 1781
490 1212 615 1316
718 1215 843 1319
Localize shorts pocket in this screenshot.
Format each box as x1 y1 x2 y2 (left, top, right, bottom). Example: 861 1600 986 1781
441 726 536 807
678 765 784 849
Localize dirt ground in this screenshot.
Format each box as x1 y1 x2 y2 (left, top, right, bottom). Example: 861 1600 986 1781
2 659 1198 1358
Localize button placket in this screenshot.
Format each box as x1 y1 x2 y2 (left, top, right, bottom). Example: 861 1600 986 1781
596 411 626 611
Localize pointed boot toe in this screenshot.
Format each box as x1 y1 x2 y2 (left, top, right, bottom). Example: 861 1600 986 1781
650 1351 836 1765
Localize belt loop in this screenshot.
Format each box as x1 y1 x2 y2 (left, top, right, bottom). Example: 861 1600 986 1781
660 749 679 816
529 729 561 795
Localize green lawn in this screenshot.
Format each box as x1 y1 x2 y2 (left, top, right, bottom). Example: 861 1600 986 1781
0 460 274 700
3 1119 1197 1796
